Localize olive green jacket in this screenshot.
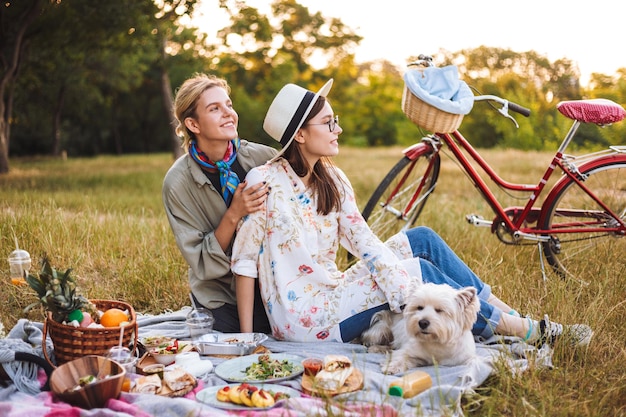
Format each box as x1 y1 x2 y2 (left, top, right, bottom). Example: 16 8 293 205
162 140 277 309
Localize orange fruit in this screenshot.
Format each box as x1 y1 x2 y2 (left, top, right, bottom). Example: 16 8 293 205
121 377 132 392
100 308 129 327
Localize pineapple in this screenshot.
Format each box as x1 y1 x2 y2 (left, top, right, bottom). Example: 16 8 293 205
24 257 98 324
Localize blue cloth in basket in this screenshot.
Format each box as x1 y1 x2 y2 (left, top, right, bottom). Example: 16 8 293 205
404 65 474 115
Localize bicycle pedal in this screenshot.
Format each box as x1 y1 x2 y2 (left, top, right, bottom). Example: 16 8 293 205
466 214 492 227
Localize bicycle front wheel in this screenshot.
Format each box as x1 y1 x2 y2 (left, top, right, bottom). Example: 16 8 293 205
361 148 440 243
540 157 626 278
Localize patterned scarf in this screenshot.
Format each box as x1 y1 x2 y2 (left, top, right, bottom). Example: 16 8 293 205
189 138 241 203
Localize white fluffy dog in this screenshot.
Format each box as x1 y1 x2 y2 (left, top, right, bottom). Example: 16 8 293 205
360 282 481 374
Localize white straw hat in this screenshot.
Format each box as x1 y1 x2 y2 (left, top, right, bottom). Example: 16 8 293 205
263 79 333 161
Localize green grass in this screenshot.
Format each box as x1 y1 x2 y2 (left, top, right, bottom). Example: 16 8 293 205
1 149 625 416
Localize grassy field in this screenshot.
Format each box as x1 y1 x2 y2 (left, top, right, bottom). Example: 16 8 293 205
1 148 625 416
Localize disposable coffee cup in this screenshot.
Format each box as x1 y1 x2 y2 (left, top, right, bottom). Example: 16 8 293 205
107 346 137 374
9 249 31 286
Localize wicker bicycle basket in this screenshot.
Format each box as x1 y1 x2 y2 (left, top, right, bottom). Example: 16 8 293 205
42 299 137 367
401 85 464 133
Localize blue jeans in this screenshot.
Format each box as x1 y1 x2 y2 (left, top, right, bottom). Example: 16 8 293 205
405 226 501 339
339 226 501 341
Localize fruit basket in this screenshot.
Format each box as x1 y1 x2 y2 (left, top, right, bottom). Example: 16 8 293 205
43 299 137 366
24 257 138 367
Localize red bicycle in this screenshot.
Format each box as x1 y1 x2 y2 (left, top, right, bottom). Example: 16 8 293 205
362 55 626 278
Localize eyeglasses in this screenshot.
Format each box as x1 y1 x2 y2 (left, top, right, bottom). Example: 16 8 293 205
307 115 339 132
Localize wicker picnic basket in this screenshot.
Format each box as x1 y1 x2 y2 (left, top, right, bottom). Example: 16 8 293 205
401 85 464 133
42 299 137 367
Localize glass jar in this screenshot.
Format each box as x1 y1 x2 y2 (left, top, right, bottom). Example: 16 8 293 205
185 308 215 339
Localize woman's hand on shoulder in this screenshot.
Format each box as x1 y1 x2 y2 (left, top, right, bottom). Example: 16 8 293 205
229 180 269 219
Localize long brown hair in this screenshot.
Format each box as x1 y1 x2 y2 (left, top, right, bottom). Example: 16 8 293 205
284 97 343 215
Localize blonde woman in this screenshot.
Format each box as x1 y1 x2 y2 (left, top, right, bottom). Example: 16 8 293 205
163 73 277 333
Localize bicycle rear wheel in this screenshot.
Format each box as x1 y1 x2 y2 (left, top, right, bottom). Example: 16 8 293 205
361 148 440 243
540 157 626 278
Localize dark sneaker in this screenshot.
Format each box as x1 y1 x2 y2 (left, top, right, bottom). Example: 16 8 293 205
538 315 593 347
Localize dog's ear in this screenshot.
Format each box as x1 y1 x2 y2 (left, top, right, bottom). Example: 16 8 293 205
457 287 479 329
456 287 478 311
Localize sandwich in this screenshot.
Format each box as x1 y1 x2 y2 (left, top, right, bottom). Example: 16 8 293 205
132 373 162 394
162 367 196 392
314 354 353 391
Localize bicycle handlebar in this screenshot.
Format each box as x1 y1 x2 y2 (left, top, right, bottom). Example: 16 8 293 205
506 101 531 117
474 95 531 117
407 55 434 67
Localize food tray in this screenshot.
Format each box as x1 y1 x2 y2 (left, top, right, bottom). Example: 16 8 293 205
193 333 268 356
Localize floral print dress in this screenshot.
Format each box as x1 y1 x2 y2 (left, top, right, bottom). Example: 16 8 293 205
231 158 423 342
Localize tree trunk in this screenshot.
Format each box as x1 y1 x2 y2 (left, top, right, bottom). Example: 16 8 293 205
109 95 123 155
0 85 11 173
161 68 183 160
0 0 43 174
159 35 183 161
52 84 66 156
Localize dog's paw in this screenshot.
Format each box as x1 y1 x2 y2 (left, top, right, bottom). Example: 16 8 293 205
381 359 406 375
367 345 391 354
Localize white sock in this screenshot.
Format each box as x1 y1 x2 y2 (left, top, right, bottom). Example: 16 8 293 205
523 317 541 342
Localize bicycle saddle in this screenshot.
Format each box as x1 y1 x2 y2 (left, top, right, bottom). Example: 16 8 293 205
557 98 626 125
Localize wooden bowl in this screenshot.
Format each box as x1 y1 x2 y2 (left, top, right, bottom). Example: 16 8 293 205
49 355 125 409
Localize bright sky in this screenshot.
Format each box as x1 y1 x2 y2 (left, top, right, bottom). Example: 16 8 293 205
194 0 624 85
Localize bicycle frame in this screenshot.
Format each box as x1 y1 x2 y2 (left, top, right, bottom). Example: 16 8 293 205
363 56 626 276
402 127 626 243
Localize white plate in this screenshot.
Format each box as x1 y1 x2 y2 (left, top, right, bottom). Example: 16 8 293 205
214 353 305 383
196 383 301 411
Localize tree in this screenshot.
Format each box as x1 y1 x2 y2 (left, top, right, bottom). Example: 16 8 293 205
152 0 203 160
337 60 407 146
445 47 584 149
8 0 207 159
211 0 362 145
584 69 626 148
4 1 621 162
0 0 43 174
14 1 160 156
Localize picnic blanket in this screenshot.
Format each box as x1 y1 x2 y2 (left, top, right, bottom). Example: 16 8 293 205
0 307 553 417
